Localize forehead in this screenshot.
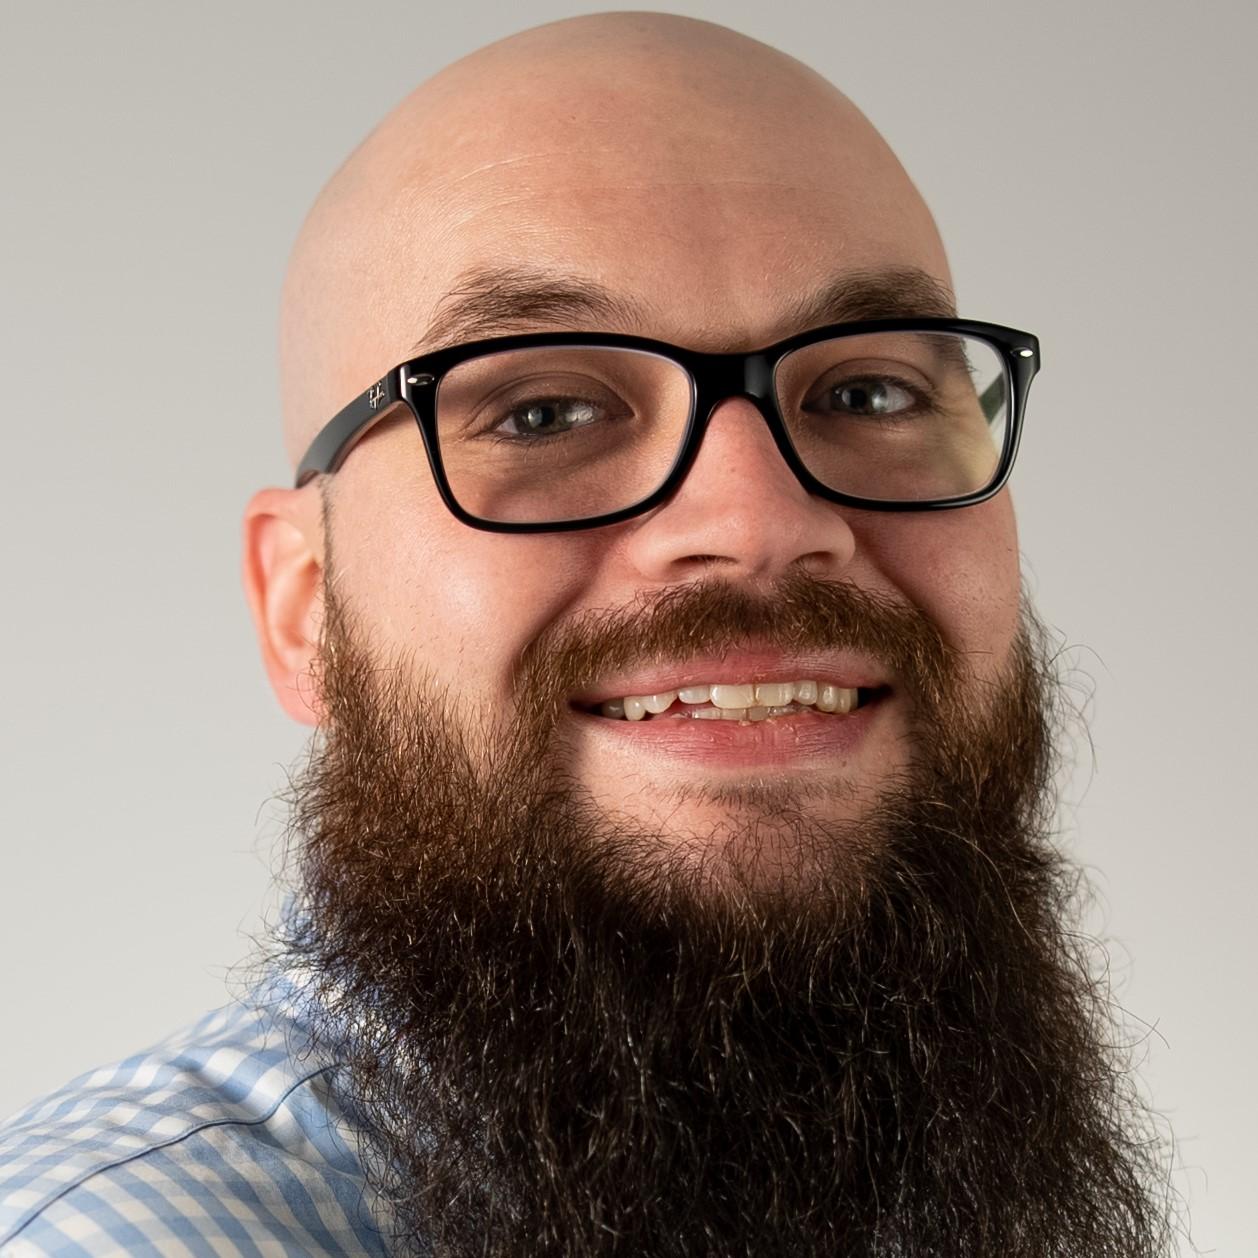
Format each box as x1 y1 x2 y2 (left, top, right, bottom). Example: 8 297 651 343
372 82 949 354
409 166 944 348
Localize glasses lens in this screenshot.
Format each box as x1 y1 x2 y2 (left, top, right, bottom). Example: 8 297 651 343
774 331 1010 502
435 346 693 524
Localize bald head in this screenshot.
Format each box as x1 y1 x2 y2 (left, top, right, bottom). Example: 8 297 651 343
278 12 948 466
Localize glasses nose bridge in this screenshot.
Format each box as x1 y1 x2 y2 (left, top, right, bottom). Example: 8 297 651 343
673 346 811 501
691 348 778 430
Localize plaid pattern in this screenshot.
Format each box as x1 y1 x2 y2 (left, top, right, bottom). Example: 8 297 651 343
0 979 388 1257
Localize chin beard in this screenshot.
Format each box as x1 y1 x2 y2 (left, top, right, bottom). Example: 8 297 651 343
266 558 1174 1257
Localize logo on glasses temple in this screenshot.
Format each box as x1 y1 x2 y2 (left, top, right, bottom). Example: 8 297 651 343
368 381 386 409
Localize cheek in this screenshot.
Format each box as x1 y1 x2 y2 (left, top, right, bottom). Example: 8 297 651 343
327 453 592 693
863 493 1022 678
421 540 581 683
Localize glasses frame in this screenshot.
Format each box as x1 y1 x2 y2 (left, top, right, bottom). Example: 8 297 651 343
295 317 1041 534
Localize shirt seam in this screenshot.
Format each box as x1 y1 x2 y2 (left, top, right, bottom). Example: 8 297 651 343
0 1062 340 1247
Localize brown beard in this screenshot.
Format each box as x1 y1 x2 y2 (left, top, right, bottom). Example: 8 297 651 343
267 538 1173 1257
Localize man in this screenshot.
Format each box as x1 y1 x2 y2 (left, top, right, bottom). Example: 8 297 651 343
0 12 1173 1256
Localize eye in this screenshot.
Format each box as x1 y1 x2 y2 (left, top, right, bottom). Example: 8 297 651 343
497 396 606 438
809 377 918 418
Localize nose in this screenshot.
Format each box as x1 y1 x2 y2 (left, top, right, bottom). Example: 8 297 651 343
621 395 858 585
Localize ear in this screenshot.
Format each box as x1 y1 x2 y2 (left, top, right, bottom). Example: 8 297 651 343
242 485 326 726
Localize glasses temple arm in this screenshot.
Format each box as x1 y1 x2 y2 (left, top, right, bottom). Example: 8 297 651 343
294 370 406 488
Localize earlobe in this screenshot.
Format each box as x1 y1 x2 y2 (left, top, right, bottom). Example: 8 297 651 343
241 486 326 726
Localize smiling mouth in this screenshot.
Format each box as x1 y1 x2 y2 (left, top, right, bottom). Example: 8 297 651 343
576 684 890 723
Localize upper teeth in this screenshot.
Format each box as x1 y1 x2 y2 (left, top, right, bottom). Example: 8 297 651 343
600 680 860 721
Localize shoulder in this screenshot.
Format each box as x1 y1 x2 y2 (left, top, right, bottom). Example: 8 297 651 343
0 988 387 1257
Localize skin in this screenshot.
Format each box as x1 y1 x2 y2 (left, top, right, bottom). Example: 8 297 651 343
243 12 1022 858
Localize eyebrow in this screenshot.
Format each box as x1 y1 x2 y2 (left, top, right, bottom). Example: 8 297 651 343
414 267 651 353
412 262 957 354
785 265 957 328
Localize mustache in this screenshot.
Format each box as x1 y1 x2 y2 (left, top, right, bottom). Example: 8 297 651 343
510 567 961 736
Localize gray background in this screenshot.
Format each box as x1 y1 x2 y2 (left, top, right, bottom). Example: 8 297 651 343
2 2 1253 1252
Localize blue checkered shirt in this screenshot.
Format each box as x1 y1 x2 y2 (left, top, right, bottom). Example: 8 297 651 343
0 978 389 1257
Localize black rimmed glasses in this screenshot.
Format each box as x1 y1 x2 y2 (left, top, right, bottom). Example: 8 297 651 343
295 318 1040 534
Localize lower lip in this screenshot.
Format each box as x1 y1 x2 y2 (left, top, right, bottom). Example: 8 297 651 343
569 697 886 769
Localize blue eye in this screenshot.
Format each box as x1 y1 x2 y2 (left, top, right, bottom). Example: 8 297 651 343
499 397 603 437
825 379 915 417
